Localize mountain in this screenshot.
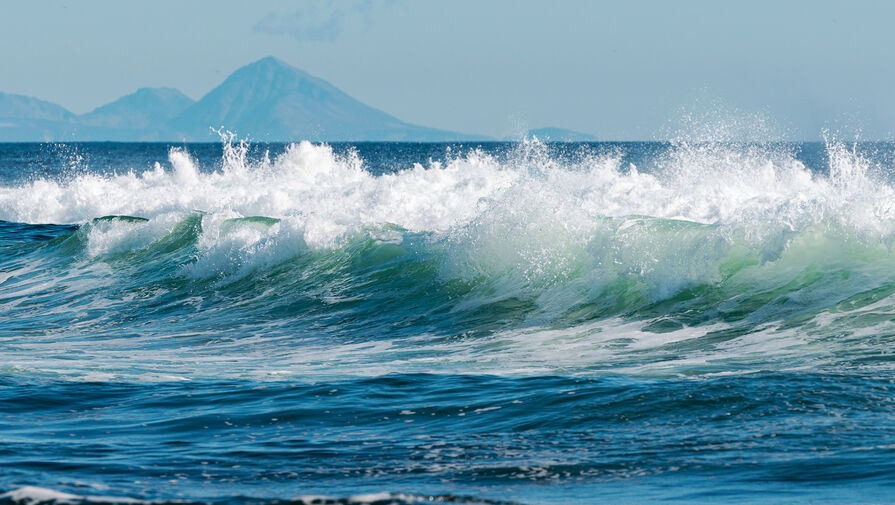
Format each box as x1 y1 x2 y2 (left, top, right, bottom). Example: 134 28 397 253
0 92 79 141
80 87 194 129
0 92 76 122
508 127 597 142
167 57 483 141
0 57 488 142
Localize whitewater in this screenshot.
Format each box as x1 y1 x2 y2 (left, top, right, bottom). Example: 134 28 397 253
1 138 894 504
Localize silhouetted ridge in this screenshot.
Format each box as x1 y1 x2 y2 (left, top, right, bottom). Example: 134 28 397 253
80 87 194 129
168 57 479 141
0 57 488 141
0 92 75 122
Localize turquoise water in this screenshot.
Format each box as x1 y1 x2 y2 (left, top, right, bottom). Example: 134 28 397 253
1 139 894 504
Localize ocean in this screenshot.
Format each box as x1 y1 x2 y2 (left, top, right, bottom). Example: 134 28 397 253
1 139 894 504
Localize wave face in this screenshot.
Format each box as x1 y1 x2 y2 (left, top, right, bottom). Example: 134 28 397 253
2 140 895 504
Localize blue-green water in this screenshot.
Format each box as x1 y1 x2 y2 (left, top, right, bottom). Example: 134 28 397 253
1 140 894 504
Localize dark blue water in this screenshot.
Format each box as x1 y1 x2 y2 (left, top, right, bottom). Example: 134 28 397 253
1 140 895 504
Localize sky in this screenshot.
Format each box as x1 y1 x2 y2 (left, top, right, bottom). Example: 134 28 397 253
1 0 894 140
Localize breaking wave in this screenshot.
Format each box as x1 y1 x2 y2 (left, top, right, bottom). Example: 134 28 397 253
3 138 895 379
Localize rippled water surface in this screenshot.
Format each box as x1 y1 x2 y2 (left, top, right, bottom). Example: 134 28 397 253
1 140 894 504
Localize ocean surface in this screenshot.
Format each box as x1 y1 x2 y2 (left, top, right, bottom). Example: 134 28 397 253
1 139 895 504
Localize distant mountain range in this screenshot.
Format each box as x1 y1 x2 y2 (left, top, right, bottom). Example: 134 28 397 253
0 57 595 142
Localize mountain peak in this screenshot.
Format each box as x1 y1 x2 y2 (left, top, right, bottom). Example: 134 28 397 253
237 56 306 78
250 56 290 68
80 87 194 130
132 86 188 97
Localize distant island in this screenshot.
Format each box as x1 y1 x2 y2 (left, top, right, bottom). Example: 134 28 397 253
505 127 598 142
0 57 597 143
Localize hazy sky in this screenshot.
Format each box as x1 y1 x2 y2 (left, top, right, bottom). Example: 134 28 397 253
2 0 894 140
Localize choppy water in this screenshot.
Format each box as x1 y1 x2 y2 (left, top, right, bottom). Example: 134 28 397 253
1 139 894 504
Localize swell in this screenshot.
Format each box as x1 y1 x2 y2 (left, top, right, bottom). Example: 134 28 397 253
1 373 893 502
11 211 895 325
4 213 895 379
4 139 895 377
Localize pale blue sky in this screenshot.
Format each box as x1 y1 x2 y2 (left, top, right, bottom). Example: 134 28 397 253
1 0 894 139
